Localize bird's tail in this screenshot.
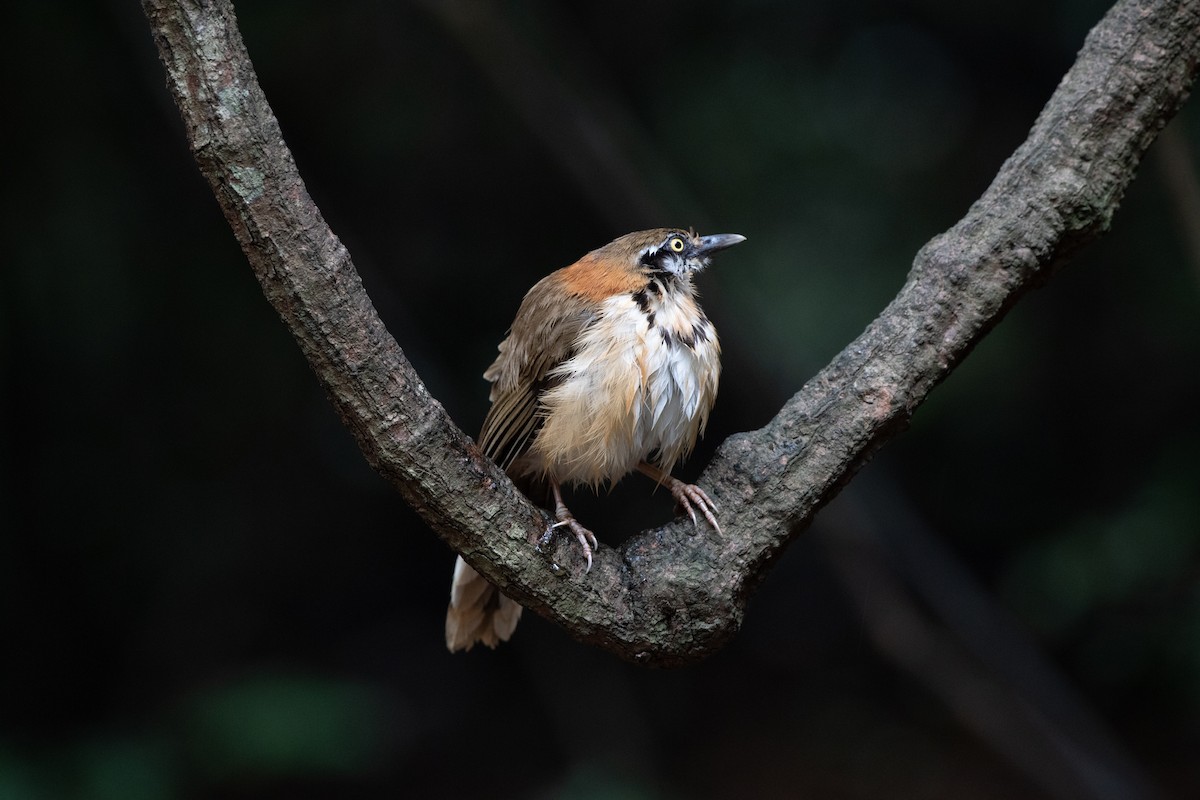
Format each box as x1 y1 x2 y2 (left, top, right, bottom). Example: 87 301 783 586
445 555 523 651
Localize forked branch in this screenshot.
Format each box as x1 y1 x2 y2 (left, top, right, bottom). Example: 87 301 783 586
142 0 1198 666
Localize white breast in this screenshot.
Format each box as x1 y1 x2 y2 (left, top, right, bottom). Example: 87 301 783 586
528 290 720 487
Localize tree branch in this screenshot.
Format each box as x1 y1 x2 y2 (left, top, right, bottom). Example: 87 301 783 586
142 0 1199 666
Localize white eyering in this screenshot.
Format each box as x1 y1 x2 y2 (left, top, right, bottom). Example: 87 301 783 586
636 241 710 277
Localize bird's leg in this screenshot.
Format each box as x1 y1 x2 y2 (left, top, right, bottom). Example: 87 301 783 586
636 462 721 534
540 479 599 572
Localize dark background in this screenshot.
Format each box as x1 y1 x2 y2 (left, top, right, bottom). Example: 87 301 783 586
4 1 1199 798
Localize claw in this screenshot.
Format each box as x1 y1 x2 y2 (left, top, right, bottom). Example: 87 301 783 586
549 480 598 573
674 482 721 534
556 516 595 572
636 462 721 534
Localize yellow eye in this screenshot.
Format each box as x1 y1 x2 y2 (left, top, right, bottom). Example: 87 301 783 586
669 237 685 252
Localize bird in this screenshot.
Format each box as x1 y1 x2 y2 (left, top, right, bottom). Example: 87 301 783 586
445 227 745 651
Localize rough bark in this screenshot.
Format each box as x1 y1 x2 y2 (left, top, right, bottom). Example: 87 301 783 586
142 0 1199 666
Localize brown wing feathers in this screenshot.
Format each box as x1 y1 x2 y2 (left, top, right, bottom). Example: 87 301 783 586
477 269 604 474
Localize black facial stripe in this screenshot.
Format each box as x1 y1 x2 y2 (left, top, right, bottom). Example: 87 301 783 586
639 243 691 275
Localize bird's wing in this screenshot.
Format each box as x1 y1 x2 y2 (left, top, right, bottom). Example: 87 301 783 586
478 277 595 472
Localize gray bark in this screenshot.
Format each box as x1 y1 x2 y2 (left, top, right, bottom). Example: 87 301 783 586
142 0 1199 666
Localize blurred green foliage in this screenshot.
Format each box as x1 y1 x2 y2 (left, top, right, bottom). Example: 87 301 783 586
183 675 394 780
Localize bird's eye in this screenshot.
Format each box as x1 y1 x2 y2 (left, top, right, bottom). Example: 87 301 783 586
669 237 685 252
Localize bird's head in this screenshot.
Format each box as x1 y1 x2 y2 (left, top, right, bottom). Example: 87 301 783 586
598 228 746 278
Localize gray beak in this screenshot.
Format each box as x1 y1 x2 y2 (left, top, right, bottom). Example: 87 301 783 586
696 233 747 255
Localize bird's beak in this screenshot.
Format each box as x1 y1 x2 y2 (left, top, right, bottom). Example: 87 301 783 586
696 233 747 255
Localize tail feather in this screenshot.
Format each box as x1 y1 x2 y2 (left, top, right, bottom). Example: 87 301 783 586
445 555 523 651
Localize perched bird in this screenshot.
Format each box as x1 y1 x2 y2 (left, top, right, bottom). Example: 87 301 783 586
445 228 745 651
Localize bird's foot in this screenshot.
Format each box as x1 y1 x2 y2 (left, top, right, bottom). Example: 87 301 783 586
668 481 721 534
547 513 598 573
636 462 720 534
543 482 599 572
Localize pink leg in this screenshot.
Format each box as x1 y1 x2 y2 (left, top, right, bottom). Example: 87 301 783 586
544 479 599 572
637 462 721 533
